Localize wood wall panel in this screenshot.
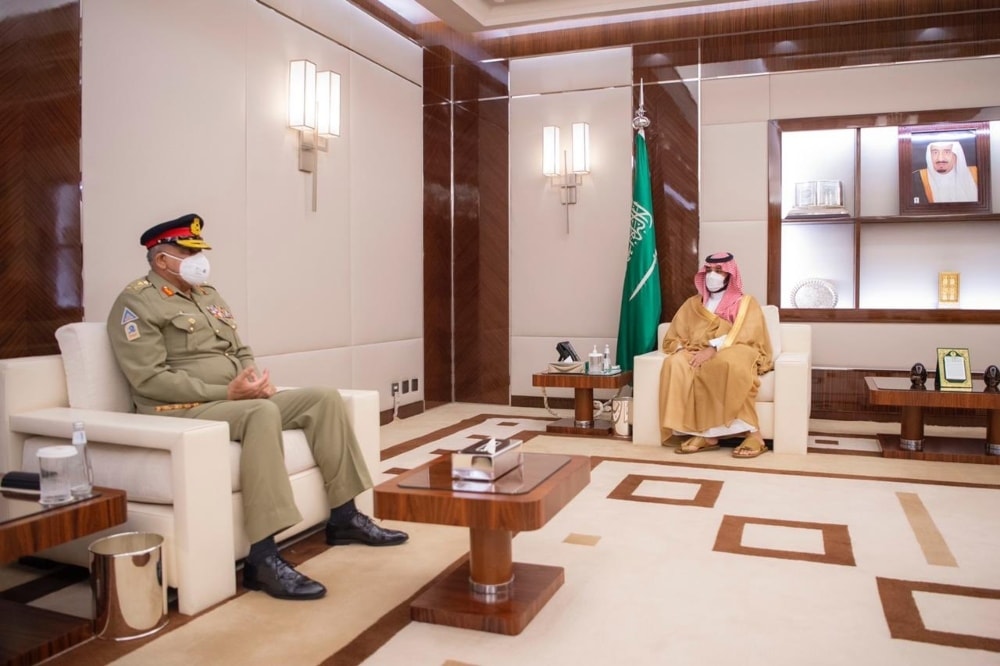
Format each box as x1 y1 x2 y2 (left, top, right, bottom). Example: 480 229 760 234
452 95 509 405
423 97 453 407
423 46 510 407
0 3 81 360
478 1 1000 61
636 71 701 320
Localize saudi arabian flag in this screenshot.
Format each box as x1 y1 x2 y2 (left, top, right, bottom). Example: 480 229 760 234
615 129 661 371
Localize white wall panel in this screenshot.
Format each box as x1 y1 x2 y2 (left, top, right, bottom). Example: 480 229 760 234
346 4 422 85
700 122 769 223
509 86 632 340
349 54 424 345
353 340 424 412
258 348 353 389
701 76 770 125
510 47 631 96
245 5 353 355
82 0 250 327
770 56 1000 119
811 323 998 370
258 0 421 84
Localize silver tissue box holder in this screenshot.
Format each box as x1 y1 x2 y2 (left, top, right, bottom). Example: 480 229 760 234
451 438 523 482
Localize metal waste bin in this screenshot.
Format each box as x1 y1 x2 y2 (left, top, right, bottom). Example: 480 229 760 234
611 396 632 438
89 532 168 640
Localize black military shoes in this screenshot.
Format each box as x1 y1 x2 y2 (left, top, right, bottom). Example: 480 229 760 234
325 512 409 547
243 554 327 600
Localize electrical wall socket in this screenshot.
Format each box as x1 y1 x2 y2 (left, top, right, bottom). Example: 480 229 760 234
391 382 399 396
412 378 419 391
402 379 410 393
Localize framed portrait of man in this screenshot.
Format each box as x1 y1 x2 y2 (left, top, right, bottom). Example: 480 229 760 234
898 121 991 216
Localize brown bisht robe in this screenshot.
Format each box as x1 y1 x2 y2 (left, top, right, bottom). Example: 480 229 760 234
658 294 773 438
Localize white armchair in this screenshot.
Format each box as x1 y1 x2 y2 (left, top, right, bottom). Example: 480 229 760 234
0 323 381 615
631 305 812 454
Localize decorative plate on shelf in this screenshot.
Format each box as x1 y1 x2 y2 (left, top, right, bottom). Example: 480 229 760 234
790 279 838 308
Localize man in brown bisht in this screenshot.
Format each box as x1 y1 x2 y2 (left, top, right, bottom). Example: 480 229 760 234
657 252 772 459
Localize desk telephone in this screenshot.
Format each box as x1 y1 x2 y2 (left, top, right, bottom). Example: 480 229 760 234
556 341 579 362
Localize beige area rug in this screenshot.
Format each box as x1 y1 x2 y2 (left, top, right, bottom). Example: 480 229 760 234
8 414 1000 665
359 430 1000 666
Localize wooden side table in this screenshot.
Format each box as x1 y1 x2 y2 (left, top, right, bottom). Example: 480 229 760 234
1 487 127 666
865 376 1000 464
532 370 632 436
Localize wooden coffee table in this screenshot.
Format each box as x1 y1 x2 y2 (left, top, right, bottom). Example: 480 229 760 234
532 371 632 436
1 487 127 665
374 452 590 635
865 376 1000 464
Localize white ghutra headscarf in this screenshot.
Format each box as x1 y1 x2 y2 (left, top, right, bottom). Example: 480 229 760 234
925 141 978 203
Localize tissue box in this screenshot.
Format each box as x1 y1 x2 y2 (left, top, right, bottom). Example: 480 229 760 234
547 361 585 374
451 438 523 482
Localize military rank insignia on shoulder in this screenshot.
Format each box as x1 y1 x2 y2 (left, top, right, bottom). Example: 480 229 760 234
126 278 152 292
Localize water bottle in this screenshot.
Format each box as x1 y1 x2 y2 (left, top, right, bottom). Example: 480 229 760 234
70 421 94 499
603 344 611 372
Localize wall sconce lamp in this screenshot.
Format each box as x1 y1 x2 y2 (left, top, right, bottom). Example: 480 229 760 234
288 59 341 210
543 122 590 231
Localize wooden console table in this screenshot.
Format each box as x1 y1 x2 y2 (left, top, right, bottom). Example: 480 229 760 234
1 487 127 666
864 376 1000 464
532 370 632 436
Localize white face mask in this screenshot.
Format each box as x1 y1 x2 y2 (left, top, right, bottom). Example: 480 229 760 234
165 252 211 286
705 271 727 293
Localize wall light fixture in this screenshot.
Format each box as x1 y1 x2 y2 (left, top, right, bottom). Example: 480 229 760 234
543 122 591 231
288 60 341 210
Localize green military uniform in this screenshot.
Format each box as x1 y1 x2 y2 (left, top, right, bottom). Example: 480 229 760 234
106 271 372 543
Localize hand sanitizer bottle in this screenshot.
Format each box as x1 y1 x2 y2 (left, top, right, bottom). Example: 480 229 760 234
70 421 94 499
603 344 611 372
588 346 602 374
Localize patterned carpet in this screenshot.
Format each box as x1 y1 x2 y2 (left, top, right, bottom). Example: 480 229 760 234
4 412 1000 665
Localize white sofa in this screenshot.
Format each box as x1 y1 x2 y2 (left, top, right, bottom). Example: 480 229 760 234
632 305 812 454
0 323 380 615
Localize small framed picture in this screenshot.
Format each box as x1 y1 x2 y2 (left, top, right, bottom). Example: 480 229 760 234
935 348 972 392
898 122 991 216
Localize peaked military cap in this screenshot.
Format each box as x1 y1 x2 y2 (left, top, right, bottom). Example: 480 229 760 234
139 213 212 250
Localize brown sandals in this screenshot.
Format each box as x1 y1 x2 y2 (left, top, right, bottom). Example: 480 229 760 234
675 436 720 455
732 434 767 458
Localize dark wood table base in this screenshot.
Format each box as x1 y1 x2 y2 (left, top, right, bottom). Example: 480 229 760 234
0 599 92 666
544 417 614 436
411 560 564 636
876 434 1000 465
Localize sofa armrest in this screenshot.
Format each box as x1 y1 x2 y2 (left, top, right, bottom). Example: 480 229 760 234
772 351 812 455
0 355 68 472
779 323 812 356
336 389 380 461
336 389 380 515
10 407 236 615
632 350 666 447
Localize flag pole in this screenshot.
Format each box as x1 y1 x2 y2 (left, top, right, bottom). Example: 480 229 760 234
632 79 650 131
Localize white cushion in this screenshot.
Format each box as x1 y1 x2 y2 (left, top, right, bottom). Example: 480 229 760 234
55 322 132 412
23 429 316 505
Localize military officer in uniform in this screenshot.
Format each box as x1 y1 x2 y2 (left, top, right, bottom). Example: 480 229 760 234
106 213 407 601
